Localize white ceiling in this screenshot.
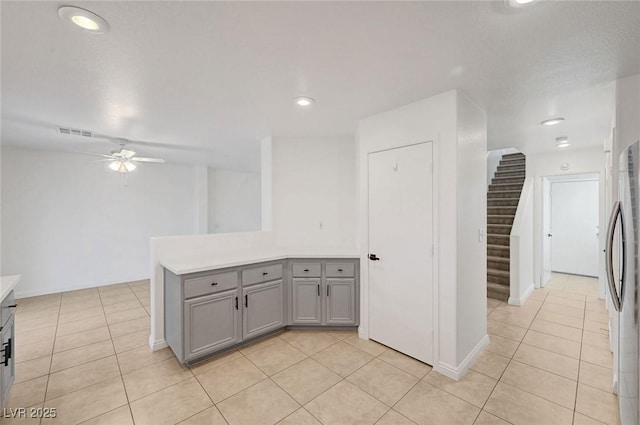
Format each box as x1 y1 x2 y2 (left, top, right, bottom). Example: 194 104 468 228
2 1 639 171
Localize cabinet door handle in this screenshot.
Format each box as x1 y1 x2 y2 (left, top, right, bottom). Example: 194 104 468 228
304 269 310 272
235 296 238 310
1 339 10 366
327 285 330 296
317 284 320 296
5 304 17 309
262 272 269 276
337 268 343 272
211 282 218 286
244 294 248 308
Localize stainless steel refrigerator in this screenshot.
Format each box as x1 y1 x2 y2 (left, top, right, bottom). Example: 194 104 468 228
606 140 639 425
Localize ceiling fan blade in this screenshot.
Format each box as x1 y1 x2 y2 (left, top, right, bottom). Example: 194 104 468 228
131 157 165 163
89 159 113 163
74 151 116 159
120 149 136 158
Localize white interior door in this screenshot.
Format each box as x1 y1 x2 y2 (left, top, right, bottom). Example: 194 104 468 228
551 179 599 276
368 142 433 365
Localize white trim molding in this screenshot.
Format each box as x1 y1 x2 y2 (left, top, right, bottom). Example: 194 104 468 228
433 334 489 381
509 283 534 306
149 335 169 351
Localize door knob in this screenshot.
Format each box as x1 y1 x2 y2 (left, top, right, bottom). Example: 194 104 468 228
369 254 380 261
547 234 552 237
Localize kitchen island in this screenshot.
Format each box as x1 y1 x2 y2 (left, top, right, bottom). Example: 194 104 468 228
162 254 359 364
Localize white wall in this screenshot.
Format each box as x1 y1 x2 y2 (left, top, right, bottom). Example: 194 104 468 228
527 147 607 292
509 178 535 305
455 92 488 365
1 146 198 298
614 74 640 167
261 137 273 231
357 90 488 379
207 168 261 233
487 148 519 187
271 136 357 249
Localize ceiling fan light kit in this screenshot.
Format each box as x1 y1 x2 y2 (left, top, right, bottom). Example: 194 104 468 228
109 160 136 173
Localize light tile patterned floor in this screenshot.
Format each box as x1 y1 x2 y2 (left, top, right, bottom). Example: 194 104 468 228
4 273 618 425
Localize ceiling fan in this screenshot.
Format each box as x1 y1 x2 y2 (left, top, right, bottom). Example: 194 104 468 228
85 145 165 173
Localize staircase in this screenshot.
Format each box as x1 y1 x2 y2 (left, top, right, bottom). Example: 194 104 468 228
487 152 526 301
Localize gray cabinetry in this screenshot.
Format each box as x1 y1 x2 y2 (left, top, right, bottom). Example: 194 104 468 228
242 280 284 339
325 279 356 325
164 258 358 365
292 279 322 324
289 260 359 327
184 289 240 359
0 291 16 408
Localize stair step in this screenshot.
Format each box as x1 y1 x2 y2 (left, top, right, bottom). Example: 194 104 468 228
494 170 526 178
488 190 522 199
488 215 515 225
488 269 510 285
487 234 510 246
500 156 527 163
488 224 512 235
488 198 520 207
502 153 525 159
487 282 510 301
492 176 525 184
487 244 510 257
489 183 524 191
487 206 517 215
488 256 510 271
497 165 526 173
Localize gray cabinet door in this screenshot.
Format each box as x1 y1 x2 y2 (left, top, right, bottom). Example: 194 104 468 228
0 316 15 406
325 279 356 325
243 280 284 339
184 289 240 360
292 279 322 324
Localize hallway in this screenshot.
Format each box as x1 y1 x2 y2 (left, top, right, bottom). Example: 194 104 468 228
482 273 616 425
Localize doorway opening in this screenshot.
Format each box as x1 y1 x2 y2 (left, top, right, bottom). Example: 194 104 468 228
541 173 600 285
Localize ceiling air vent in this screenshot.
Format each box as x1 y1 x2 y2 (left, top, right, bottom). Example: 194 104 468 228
58 127 93 138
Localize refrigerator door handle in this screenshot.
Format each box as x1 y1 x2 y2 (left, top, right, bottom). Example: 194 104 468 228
605 201 625 312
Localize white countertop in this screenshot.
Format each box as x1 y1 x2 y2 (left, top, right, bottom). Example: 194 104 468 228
162 250 360 275
0 275 21 301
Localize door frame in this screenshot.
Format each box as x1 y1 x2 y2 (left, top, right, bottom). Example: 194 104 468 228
540 172 600 285
359 139 439 367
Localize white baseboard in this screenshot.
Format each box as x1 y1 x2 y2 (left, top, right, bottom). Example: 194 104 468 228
149 336 168 352
358 326 368 339
508 283 534 306
14 276 150 299
433 334 490 381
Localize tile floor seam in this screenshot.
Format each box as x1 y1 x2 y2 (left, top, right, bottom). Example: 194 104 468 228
35 297 61 425
240 338 309 378
96 284 139 425
478 293 547 424
571 296 588 425
343 360 415 410
295 354 382 422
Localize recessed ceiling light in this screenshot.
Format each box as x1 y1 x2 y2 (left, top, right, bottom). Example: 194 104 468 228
58 6 110 34
556 136 570 148
507 0 536 8
293 97 315 107
541 117 565 126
